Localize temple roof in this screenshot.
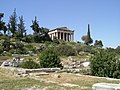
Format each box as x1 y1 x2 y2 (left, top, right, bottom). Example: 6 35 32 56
49 27 74 32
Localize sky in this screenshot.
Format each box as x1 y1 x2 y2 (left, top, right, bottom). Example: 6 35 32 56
1 0 120 48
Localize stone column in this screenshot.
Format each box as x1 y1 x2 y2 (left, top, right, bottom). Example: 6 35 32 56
52 34 54 40
59 32 61 39
56 32 58 39
67 33 70 42
72 33 74 41
70 34 71 41
63 33 65 41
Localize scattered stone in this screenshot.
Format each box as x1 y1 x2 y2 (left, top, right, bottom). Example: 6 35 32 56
92 83 120 90
1 61 9 66
81 61 90 67
52 74 61 78
29 72 49 76
59 83 79 87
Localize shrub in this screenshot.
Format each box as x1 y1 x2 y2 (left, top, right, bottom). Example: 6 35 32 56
20 60 40 69
55 44 76 56
90 49 120 79
39 49 63 68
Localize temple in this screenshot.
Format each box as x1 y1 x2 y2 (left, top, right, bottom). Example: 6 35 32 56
48 27 74 42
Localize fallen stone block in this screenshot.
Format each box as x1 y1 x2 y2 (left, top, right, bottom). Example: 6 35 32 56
92 83 120 90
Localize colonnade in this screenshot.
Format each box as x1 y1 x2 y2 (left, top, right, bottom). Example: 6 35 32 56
49 32 74 41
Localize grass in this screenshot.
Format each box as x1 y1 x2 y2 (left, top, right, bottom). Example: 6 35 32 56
0 68 120 90
0 56 12 62
31 73 120 90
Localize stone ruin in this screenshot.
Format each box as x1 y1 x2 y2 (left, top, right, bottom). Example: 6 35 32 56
1 57 25 67
92 83 120 90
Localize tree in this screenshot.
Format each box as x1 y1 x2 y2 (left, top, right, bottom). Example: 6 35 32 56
8 9 17 37
90 49 120 79
30 17 52 42
0 13 7 35
2 36 10 51
30 16 40 34
39 49 63 68
94 40 103 48
17 16 26 38
81 24 93 45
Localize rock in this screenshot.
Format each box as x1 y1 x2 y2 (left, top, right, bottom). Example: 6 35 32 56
92 83 120 90
81 61 90 67
22 74 29 77
52 74 61 78
1 61 9 66
29 72 49 76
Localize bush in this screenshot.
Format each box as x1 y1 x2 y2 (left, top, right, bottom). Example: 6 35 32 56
20 60 40 69
39 49 63 68
90 49 120 79
55 45 76 56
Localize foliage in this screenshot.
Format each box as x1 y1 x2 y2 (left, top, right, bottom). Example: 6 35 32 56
90 49 120 79
55 44 76 56
81 24 93 45
22 34 34 43
39 49 63 68
8 9 17 37
115 46 120 55
17 16 26 38
68 41 76 45
2 36 10 51
15 41 24 49
53 36 59 44
94 40 103 48
30 17 52 43
30 16 40 34
20 59 40 69
0 13 7 35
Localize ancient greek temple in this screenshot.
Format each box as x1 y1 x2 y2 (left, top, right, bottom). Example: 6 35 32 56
48 27 74 42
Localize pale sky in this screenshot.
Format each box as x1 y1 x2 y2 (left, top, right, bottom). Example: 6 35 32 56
1 0 120 48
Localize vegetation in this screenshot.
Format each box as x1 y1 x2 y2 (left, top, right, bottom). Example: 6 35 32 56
0 9 120 80
55 44 76 56
94 40 103 48
39 49 63 68
0 68 120 90
19 59 40 69
90 49 120 79
81 24 93 45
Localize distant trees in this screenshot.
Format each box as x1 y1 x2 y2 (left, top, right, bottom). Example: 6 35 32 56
94 40 103 48
30 17 51 43
17 16 26 38
0 13 7 35
8 9 18 37
7 9 26 39
81 24 93 45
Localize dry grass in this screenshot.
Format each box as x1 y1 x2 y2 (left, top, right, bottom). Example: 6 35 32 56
0 68 120 90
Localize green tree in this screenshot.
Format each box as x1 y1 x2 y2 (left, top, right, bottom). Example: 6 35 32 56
30 17 51 42
8 9 17 37
0 13 7 35
17 16 26 38
94 40 103 48
2 36 10 51
81 24 93 45
39 49 63 68
30 16 40 34
90 49 120 79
